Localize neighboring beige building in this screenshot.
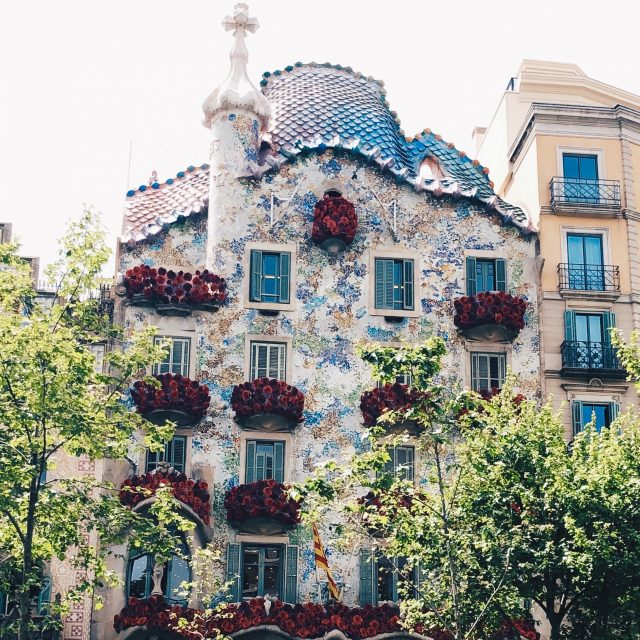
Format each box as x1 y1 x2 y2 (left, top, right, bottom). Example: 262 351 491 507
476 60 640 438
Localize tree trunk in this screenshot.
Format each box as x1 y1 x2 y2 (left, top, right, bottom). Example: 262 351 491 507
19 465 38 640
548 613 563 640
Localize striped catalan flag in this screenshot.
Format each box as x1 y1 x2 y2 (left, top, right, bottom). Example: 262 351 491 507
313 523 341 601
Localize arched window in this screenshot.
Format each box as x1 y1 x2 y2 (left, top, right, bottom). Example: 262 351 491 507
126 540 191 604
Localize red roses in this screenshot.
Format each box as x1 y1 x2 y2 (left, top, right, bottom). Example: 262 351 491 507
119 470 210 525
453 291 527 334
312 194 358 246
231 378 305 424
359 383 424 428
225 479 301 527
131 373 211 422
124 264 226 307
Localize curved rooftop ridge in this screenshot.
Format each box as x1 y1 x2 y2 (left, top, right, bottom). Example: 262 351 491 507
259 61 492 182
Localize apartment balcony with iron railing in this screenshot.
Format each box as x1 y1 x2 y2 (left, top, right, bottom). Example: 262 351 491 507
558 263 620 295
550 177 621 211
560 340 625 378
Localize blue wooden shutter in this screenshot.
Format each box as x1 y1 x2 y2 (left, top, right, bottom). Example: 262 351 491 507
226 543 241 602
603 311 616 344
285 546 298 604
374 259 387 309
465 257 477 296
403 260 414 310
564 310 576 341
245 441 257 484
495 259 506 292
279 253 290 304
359 549 375 605
274 442 285 484
170 436 186 472
37 578 51 614
250 250 263 302
572 401 583 436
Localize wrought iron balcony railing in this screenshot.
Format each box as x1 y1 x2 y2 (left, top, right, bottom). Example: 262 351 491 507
550 177 621 209
561 340 624 374
558 263 620 292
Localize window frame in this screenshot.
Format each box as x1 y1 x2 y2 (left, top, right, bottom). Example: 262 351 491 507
240 543 285 600
572 400 619 435
153 336 191 377
245 440 286 484
470 352 507 392
146 435 188 473
381 445 415 482
369 249 421 318
556 146 605 185
249 340 287 381
244 243 297 312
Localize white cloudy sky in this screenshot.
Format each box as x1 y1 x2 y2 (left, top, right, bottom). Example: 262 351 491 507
1 0 639 273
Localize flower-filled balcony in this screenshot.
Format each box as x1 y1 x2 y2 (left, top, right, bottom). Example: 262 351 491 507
312 193 358 256
231 378 305 432
359 383 425 435
358 490 413 538
131 373 211 427
123 265 227 316
119 469 211 526
114 596 541 640
453 291 527 341
224 479 301 535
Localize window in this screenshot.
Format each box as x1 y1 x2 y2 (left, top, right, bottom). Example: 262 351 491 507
566 233 605 291
465 257 506 296
146 436 187 473
377 372 412 388
250 341 286 380
127 546 190 604
374 258 414 311
249 250 291 304
0 224 5 244
562 153 599 203
245 440 285 483
471 353 506 392
564 311 617 369
382 446 415 481
360 551 420 605
227 543 298 603
153 337 190 377
572 401 619 435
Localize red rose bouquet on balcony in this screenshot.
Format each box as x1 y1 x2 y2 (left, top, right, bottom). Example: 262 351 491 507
119 470 211 525
131 373 211 422
359 383 426 428
231 378 305 424
312 194 358 246
123 264 227 306
453 291 527 334
224 479 301 527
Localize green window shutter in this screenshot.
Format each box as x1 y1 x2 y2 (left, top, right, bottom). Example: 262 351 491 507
226 543 241 602
603 311 616 344
572 401 583 436
274 442 285 484
383 447 395 477
37 578 51 614
256 448 266 481
170 436 186 472
250 250 263 302
245 441 257 484
610 402 620 423
498 354 507 388
375 259 385 308
359 549 375 606
564 310 576 342
285 546 298 604
495 259 506 292
403 260 414 310
375 259 395 309
465 257 477 296
279 253 291 304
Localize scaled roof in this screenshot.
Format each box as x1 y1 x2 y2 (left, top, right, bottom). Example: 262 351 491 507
122 63 532 245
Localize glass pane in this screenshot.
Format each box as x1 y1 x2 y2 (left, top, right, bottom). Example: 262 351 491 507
588 315 603 343
256 443 275 481
563 154 580 179
575 315 589 342
476 259 495 292
579 155 598 180
242 549 260 598
584 236 603 266
262 547 281 598
129 555 151 599
582 404 610 432
262 254 280 300
377 556 395 602
166 556 190 602
567 235 585 266
392 261 404 309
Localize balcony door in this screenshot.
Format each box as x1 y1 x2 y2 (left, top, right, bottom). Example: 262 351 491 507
574 313 604 368
562 153 599 204
566 233 604 291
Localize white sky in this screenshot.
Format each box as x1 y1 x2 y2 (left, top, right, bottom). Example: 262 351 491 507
2 0 640 273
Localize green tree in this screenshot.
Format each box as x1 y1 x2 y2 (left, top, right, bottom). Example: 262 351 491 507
0 210 190 640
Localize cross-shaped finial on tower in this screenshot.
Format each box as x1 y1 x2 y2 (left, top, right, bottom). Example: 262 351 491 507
222 3 260 36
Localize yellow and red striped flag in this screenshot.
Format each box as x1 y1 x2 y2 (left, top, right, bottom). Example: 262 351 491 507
313 523 341 601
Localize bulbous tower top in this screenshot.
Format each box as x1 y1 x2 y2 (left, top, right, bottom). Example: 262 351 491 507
202 3 271 129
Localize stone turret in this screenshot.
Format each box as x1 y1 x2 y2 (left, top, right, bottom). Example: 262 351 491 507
202 3 271 269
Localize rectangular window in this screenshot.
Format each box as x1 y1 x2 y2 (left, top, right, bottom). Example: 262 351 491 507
360 551 417 605
471 352 506 392
0 225 5 244
382 446 415 481
562 153 599 204
249 250 291 304
572 401 619 435
374 258 414 311
146 436 187 473
566 233 605 291
250 341 286 380
564 311 616 369
242 545 284 599
245 440 285 484
465 257 506 296
153 337 191 377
